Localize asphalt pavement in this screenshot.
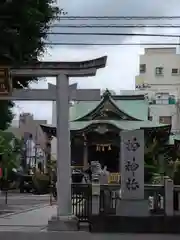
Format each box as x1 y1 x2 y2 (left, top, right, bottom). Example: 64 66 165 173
0 192 52 213
0 204 57 231
0 193 56 232
0 232 179 239
0 193 179 236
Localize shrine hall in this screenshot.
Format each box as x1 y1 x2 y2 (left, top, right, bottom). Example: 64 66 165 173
40 90 171 173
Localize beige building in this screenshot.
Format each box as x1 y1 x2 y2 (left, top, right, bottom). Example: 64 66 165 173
7 113 48 152
135 48 180 93
130 47 180 132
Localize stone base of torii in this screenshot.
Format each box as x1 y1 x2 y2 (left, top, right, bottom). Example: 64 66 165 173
0 56 107 231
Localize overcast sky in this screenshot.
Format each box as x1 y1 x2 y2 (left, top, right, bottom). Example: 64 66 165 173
13 0 180 123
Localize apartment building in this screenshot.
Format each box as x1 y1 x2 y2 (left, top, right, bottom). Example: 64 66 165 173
132 47 180 132
135 48 180 93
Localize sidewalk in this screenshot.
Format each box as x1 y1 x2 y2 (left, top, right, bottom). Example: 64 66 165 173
0 206 179 236
0 232 179 239
0 205 57 231
0 193 53 215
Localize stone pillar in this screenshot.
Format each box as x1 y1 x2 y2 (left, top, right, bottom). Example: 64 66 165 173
92 180 100 215
48 73 78 231
83 135 88 170
116 129 149 216
164 177 174 216
56 73 71 216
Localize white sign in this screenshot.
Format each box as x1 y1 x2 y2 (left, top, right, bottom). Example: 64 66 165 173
120 129 144 200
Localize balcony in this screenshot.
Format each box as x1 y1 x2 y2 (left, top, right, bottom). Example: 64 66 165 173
149 97 176 105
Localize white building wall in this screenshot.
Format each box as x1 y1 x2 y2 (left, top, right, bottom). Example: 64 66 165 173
133 48 180 132
121 89 180 131
149 104 178 131
136 48 180 94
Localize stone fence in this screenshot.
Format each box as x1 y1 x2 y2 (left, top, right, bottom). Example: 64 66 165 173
91 178 180 216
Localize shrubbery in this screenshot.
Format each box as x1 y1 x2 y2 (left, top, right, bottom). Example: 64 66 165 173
32 173 50 194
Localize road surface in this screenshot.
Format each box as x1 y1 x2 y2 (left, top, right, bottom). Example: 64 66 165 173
0 193 52 213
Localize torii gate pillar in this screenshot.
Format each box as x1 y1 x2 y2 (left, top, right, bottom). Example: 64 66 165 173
56 73 71 217
49 73 77 231
0 56 107 231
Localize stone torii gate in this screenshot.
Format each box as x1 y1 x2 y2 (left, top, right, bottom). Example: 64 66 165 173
0 56 107 230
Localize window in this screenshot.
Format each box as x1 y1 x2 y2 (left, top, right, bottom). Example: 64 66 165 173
155 67 164 76
159 116 172 124
140 64 146 73
155 92 169 104
172 68 179 75
148 116 152 121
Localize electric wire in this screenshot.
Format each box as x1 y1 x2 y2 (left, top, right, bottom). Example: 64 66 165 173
46 32 180 37
17 15 180 46
50 24 180 29
44 42 180 46
55 16 180 20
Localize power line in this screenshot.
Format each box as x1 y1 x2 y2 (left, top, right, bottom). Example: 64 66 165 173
45 42 180 46
50 24 180 28
57 16 180 20
47 32 180 37
6 15 179 20
2 15 180 21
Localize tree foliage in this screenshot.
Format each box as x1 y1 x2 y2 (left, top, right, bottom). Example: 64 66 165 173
0 131 22 177
0 0 59 129
144 137 163 182
0 101 14 130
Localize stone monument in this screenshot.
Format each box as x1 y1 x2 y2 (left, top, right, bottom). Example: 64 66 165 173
116 129 149 216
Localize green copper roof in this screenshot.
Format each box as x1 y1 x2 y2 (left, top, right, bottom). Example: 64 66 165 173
114 100 148 121
70 99 148 121
70 101 98 121
70 120 168 131
41 120 169 133
41 90 171 136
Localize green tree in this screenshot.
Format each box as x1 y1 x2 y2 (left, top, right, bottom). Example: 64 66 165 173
0 101 14 130
0 0 59 129
0 131 22 178
144 137 159 182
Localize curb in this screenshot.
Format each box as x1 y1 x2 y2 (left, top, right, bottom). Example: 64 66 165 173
0 204 51 218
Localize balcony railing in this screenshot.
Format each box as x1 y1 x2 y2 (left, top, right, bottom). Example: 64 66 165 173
149 98 176 105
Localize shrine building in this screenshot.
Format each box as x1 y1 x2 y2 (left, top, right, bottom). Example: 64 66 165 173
40 90 171 173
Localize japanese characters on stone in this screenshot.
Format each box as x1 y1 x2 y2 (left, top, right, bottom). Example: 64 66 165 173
120 130 144 200
124 137 140 191
125 137 140 152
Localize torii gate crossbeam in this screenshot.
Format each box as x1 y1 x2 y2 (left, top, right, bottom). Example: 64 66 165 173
0 84 101 101
0 56 107 231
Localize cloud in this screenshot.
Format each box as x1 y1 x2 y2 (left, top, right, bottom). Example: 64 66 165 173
50 0 180 44
14 44 141 122
13 0 180 122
